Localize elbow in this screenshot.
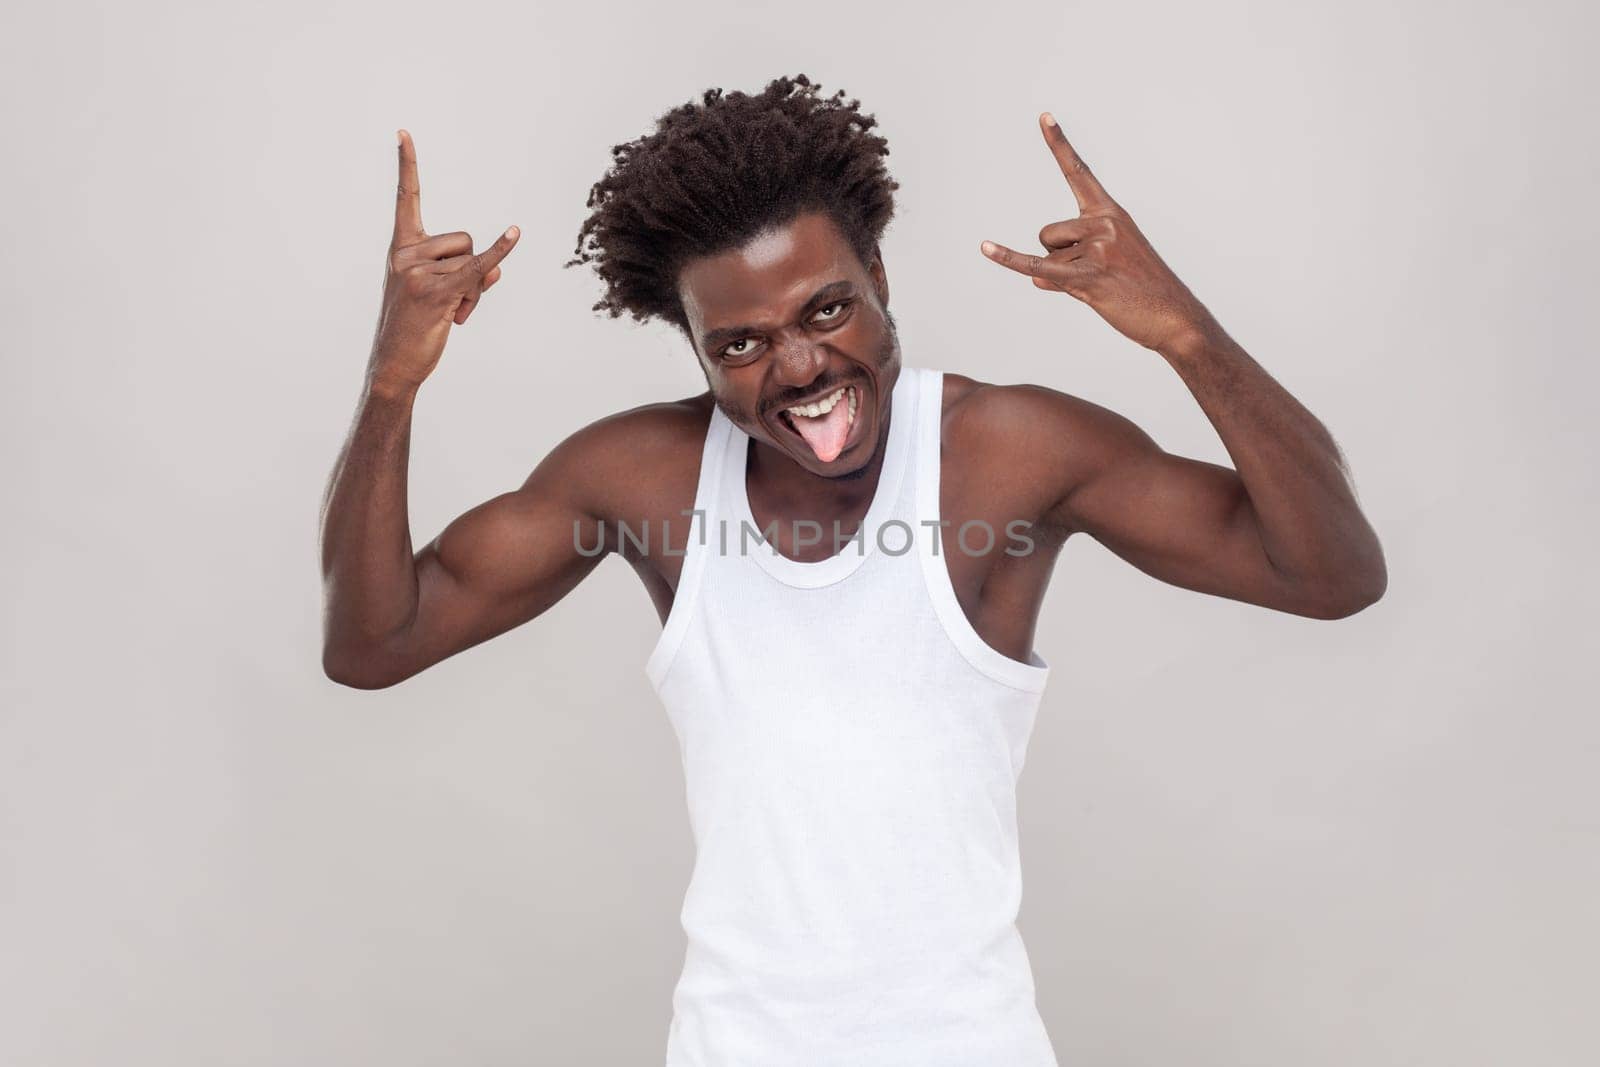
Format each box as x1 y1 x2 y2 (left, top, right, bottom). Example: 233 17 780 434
1347 543 1390 615
1316 587 1383 620
321 642 404 690
1305 561 1388 620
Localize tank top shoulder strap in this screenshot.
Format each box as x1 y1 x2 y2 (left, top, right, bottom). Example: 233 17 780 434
644 400 730 687
911 366 1052 693
911 366 945 523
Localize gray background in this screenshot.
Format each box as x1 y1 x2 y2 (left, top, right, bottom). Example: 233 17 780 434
3 0 1596 1064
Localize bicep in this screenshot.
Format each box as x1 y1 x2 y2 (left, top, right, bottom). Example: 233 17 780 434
1046 401 1301 612
388 436 611 680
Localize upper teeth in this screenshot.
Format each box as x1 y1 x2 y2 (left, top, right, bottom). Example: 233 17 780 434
788 386 846 418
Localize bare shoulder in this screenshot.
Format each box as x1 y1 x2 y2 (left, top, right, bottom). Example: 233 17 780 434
942 372 1147 455
936 371 1158 529
517 391 715 527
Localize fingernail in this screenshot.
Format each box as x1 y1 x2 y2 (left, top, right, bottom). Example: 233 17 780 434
1042 112 1057 127
506 226 520 239
981 240 996 256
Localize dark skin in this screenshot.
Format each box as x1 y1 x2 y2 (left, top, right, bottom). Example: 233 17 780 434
319 121 1386 690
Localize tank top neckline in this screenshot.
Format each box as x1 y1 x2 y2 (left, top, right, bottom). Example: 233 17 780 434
717 365 917 590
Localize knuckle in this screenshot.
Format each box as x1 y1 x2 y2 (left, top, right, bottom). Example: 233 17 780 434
401 267 431 295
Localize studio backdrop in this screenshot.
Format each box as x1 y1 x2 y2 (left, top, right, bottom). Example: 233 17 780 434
3 1 1595 1065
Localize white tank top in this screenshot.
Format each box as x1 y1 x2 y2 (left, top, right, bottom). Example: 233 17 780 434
645 365 1058 1066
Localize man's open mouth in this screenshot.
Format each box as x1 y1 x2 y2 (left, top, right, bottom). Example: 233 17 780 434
774 384 859 464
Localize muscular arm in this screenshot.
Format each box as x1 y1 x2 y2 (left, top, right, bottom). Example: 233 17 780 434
318 377 613 689
977 113 1385 619
984 342 1385 620
318 127 623 689
1137 328 1386 616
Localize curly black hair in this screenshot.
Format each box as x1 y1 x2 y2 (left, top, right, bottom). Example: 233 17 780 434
563 73 900 338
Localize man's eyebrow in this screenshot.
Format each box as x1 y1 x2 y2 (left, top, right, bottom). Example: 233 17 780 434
700 280 858 349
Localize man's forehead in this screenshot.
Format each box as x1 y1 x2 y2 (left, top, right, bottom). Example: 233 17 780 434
680 213 859 323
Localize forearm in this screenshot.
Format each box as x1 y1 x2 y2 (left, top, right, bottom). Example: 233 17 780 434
318 373 424 663
1158 322 1386 606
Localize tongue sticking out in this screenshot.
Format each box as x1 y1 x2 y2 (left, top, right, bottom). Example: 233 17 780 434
788 389 853 464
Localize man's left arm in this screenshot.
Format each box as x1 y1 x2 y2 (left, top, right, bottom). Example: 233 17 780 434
980 113 1386 620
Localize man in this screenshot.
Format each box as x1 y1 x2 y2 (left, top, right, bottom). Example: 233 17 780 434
319 74 1384 1065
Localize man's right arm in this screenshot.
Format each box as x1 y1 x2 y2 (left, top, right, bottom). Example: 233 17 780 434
320 127 618 689
319 376 611 690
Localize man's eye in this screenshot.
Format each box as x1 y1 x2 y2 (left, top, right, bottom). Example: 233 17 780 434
720 302 848 359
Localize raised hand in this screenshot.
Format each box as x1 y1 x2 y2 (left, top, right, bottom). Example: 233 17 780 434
980 113 1217 354
368 129 520 393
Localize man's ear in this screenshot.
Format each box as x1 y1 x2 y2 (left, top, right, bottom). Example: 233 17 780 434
868 250 888 310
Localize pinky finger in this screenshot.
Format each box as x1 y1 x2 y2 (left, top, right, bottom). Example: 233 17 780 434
454 267 503 325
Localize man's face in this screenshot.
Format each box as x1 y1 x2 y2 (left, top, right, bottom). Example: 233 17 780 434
678 210 901 480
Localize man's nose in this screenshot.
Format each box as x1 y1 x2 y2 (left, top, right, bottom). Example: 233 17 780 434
769 335 827 390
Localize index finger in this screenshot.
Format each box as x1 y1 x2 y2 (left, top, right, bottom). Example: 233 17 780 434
394 129 424 243
1039 113 1118 215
